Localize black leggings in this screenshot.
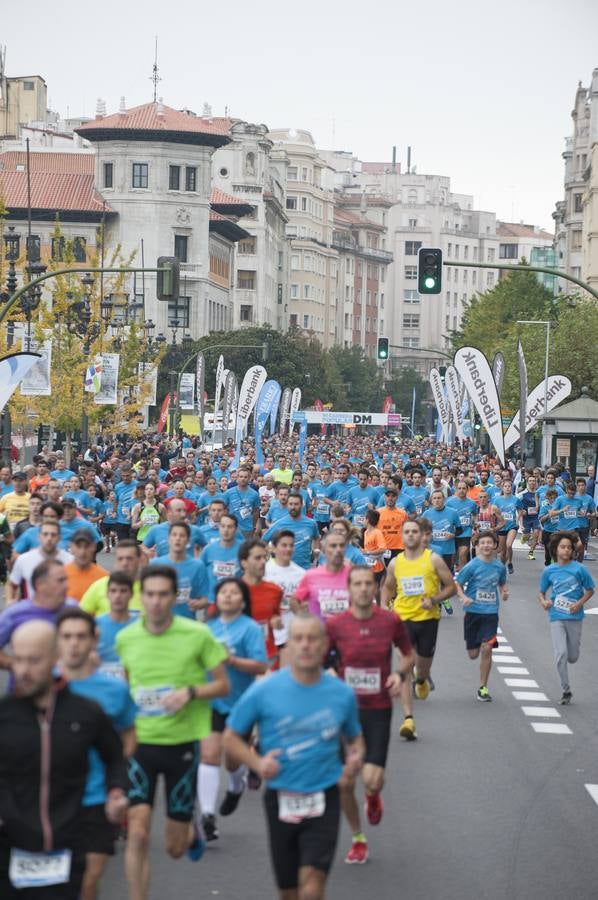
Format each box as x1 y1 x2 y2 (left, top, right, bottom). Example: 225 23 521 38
542 531 553 566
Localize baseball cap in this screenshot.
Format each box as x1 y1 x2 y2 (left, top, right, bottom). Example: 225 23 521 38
12 471 27 480
385 486 398 495
71 528 95 544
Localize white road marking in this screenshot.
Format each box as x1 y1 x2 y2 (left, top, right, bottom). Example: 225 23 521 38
497 627 503 634
497 666 530 674
531 722 572 734
512 691 550 701
584 784 598 805
492 655 521 663
521 706 560 718
584 608 598 615
493 646 514 653
504 678 539 687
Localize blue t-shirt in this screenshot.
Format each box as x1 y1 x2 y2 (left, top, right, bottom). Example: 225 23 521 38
422 506 461 555
552 494 595 532
539 497 560 534
404 485 429 516
143 522 206 558
456 556 507 615
446 496 478 538
64 489 92 516
228 667 361 792
225 486 260 535
263 514 319 570
50 469 75 482
540 561 595 622
150 555 209 619
197 490 228 525
208 614 267 715
69 673 136 805
200 540 243 602
101 500 118 524
14 526 41 554
326 480 353 506
0 481 13 498
96 612 138 666
537 483 564 502
59 518 101 550
494 495 522 532
86 496 103 520
199 522 220 545
520 491 541 524
345 544 367 566
267 501 290 525
310 481 333 523
347 486 377 526
115 480 138 524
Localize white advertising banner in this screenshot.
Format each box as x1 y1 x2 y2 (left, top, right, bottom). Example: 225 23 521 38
445 365 465 441
0 352 42 413
138 363 158 406
292 411 402 427
94 353 119 405
179 373 195 410
454 347 505 465
504 375 572 450
289 387 302 435
20 337 52 397
214 355 225 419
429 368 450 443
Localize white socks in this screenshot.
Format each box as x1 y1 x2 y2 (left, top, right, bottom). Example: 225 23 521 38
228 765 248 795
198 763 220 815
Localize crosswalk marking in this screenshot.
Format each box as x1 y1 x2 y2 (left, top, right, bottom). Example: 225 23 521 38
584 784 598 805
497 666 530 674
521 706 560 718
504 678 539 687
492 655 521 663
530 722 572 734
492 646 514 653
512 691 549 701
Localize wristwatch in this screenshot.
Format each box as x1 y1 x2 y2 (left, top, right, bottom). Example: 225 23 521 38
187 686 196 702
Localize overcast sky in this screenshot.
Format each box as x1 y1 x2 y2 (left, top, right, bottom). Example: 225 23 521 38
4 0 597 229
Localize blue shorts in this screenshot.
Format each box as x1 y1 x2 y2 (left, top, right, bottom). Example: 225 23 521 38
463 612 499 650
522 518 539 533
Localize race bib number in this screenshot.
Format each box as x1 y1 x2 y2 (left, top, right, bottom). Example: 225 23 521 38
503 512 514 521
401 576 424 596
478 520 491 531
527 506 538 516
415 505 423 515
432 530 449 541
345 666 381 694
553 594 574 613
319 596 349 617
354 515 366 526
564 509 576 519
363 554 377 568
135 685 173 716
475 589 496 604
214 561 236 578
278 791 325 824
9 849 71 889
239 506 252 520
176 586 191 606
459 515 471 526
99 662 126 680
317 503 329 516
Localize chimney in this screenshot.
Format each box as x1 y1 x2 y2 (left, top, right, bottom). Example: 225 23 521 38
119 96 127 114
95 98 106 119
156 97 165 118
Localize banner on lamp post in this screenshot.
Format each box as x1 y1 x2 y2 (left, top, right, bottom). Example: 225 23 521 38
255 380 281 465
20 336 52 397
279 387 292 436
289 388 302 435
454 347 505 465
232 365 267 468
94 353 119 405
314 398 326 436
445 365 465 441
429 368 450 443
504 375 572 451
179 373 195 410
222 371 236 442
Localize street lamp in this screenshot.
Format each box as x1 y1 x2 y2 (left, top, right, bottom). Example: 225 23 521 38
66 273 101 456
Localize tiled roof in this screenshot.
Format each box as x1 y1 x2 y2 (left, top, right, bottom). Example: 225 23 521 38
362 161 399 174
334 206 381 229
210 188 249 206
76 102 231 137
0 151 94 175
497 221 553 241
0 171 109 213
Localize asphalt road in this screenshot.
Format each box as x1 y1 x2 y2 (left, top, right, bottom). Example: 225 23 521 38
95 541 598 900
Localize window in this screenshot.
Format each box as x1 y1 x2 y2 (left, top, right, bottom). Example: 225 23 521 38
499 243 518 259
408 218 418 228
169 165 180 190
290 313 298 326
405 241 422 256
487 248 495 262
73 237 86 263
26 235 41 262
167 296 190 328
404 265 417 280
447 243 452 257
277 284 283 304
185 167 197 192
572 230 583 250
454 245 460 260
473 246 478 261
290 254 300 270
132 163 148 188
380 293 385 308
174 235 188 262
472 271 477 286
238 236 256 254
51 237 65 261
290 284 299 299
287 166 298 181
486 272 495 287
301 167 309 182
574 193 583 213
23 80 35 90
301 197 307 211
404 337 420 348
404 289 419 303
240 305 253 322
464 246 469 260
237 270 255 289
304 284 311 299
103 162 113 189
407 189 418 204
286 197 297 210
286 225 297 238
403 314 420 328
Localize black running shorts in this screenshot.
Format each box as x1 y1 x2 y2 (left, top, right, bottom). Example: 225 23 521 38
463 612 499 651
127 742 198 822
263 785 340 890
405 618 439 659
78 804 116 856
359 707 392 768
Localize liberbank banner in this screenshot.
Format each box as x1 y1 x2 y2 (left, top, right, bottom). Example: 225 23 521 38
454 346 505 465
292 411 402 427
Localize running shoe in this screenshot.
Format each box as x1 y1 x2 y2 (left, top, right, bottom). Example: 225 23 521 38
477 686 492 702
219 790 243 817
559 691 572 705
365 792 384 826
442 599 454 615
414 679 430 701
187 822 206 862
201 814 219 842
345 840 369 864
399 716 417 740
527 552 535 560
507 563 514 574
427 676 435 691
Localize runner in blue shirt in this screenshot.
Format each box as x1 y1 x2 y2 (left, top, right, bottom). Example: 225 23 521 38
572 477 596 557
404 471 430 516
223 614 364 899
324 465 354 511
150 522 209 619
114 467 137 540
422 490 460 613
199 499 229 545
200 513 243 605
494 480 522 575
347 471 377 528
196 477 228 525
310 468 334 535
59 501 102 550
519 474 541 562
537 470 564 502
539 488 561 567
263 493 320 570
142 500 206 559
225 468 260 537
96 572 139 679
551 482 595 561
265 484 291 527
447 480 478 570
539 530 594 704
57 606 135 898
198 577 268 841
456 530 508 702
63 475 93 518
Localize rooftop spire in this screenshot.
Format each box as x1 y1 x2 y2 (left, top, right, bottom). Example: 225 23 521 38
150 35 161 102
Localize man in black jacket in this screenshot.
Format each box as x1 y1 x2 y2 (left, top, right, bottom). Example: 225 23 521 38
0 619 128 899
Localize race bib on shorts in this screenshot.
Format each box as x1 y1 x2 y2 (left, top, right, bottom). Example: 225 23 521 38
176 586 191 606
527 506 538 516
478 520 491 531
345 666 381 694
135 685 173 716
354 515 366 526
317 503 329 516
401 576 424 596
363 554 377 568
278 791 325 824
9 849 71 889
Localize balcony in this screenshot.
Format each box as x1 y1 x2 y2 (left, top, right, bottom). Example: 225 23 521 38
331 237 393 263
360 245 393 263
235 288 256 304
180 263 203 278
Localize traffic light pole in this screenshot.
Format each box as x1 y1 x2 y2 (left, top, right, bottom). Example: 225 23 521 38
444 260 598 302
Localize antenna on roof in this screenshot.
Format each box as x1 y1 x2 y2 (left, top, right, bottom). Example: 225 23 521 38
150 36 161 102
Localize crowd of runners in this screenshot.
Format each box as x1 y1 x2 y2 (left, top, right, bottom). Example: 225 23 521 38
0 431 595 899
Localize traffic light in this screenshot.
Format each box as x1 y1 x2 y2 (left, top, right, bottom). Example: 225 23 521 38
157 256 180 301
418 248 442 294
377 337 389 360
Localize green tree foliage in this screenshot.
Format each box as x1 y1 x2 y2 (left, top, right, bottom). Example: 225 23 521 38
386 367 428 420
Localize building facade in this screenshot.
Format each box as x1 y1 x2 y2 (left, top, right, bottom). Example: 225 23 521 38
496 221 555 292
0 48 48 139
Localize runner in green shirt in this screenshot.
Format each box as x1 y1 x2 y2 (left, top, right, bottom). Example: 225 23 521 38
116 564 229 900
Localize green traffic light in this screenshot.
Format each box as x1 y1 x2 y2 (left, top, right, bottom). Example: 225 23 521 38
424 276 436 289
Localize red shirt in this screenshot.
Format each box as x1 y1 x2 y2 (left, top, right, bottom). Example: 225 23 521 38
326 606 412 709
247 580 283 659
